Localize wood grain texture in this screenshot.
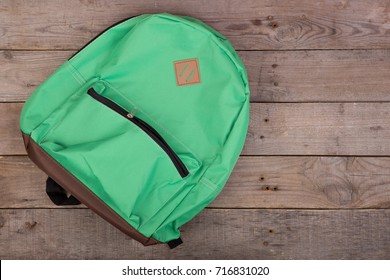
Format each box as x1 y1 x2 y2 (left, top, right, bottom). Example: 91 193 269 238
1 0 390 50
0 103 23 155
244 102 390 156
5 102 390 156
2 50 390 102
243 50 390 102
1 156 390 209
0 209 388 259
2 0 390 261
0 51 66 102
215 156 390 208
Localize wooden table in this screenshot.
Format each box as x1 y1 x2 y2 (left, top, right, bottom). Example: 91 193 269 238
1 0 389 259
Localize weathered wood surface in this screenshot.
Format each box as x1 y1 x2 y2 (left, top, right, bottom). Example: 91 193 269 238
1 0 390 260
244 102 390 156
0 51 66 102
2 50 390 103
1 0 390 50
0 209 388 259
2 156 390 209
242 50 390 102
4 102 390 156
0 103 23 155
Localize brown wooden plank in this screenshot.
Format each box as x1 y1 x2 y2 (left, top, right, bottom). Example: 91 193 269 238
0 51 66 102
0 209 388 259
5 102 390 156
243 50 390 102
2 50 390 102
243 102 390 156
2 156 390 209
215 156 390 208
1 0 390 50
0 103 24 155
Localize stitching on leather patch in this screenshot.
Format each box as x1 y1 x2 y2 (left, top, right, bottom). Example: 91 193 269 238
174 58 201 86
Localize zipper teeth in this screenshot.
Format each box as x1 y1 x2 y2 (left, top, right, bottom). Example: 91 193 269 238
87 88 189 178
130 117 189 176
87 88 128 117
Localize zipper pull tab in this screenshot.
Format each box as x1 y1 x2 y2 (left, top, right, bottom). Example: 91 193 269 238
127 108 137 119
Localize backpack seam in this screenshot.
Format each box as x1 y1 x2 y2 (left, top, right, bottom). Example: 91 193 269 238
200 177 218 192
137 180 187 232
66 61 87 85
151 177 218 240
25 62 88 136
156 14 249 95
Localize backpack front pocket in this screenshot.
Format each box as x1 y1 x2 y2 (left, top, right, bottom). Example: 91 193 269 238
36 85 193 234
86 88 189 178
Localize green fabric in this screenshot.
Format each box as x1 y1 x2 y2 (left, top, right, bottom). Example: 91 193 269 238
20 13 250 242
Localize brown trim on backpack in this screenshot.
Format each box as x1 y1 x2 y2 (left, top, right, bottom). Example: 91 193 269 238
22 132 159 246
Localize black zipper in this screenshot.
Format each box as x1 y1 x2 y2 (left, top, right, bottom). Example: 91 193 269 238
87 88 189 178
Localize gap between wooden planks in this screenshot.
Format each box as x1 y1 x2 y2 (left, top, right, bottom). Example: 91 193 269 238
0 208 388 259
1 0 390 50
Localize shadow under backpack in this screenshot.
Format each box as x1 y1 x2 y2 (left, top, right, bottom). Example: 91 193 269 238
20 13 249 248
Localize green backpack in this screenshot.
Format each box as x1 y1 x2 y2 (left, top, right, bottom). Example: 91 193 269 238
20 13 249 248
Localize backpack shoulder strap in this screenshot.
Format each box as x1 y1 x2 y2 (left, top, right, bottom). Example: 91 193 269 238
46 177 81 206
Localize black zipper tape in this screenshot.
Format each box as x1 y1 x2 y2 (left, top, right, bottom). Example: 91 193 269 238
87 88 189 178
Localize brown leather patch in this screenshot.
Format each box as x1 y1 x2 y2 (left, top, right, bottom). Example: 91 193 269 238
174 58 201 86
